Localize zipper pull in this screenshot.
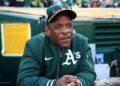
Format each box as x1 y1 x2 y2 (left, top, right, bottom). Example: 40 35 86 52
60 52 62 58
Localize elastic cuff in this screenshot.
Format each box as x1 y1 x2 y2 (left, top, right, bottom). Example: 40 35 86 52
46 79 56 86
79 80 82 86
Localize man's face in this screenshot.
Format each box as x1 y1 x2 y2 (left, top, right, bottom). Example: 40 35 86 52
46 13 73 48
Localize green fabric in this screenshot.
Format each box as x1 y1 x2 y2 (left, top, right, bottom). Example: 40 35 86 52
82 0 89 3
24 0 31 7
17 33 96 86
114 0 118 3
24 0 43 7
32 0 42 7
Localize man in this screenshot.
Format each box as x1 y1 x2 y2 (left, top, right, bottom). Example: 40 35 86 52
111 59 120 77
110 48 120 77
17 4 96 86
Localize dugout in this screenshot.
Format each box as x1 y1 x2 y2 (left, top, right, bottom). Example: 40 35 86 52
0 8 120 86
73 19 120 67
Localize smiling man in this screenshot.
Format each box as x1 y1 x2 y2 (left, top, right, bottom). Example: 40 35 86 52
17 4 96 86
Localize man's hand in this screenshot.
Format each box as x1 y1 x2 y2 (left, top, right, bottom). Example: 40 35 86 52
110 59 120 76
56 75 80 86
111 59 117 67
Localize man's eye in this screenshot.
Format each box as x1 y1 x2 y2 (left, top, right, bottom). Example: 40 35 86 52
67 24 72 28
55 25 62 29
56 24 61 27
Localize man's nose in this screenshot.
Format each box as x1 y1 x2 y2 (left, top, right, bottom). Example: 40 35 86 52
61 28 72 34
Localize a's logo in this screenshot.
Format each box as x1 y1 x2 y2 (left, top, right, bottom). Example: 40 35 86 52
62 49 81 65
45 57 53 61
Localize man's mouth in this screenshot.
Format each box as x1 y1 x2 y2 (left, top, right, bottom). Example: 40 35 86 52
60 37 71 42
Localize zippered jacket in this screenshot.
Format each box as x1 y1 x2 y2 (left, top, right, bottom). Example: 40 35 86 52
17 33 96 86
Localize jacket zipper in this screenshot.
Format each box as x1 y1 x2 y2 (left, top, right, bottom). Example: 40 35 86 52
56 51 62 79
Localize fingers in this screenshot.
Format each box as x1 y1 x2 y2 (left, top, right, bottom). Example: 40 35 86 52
67 82 75 86
64 75 77 79
64 75 77 82
67 81 80 86
63 75 80 85
56 75 80 86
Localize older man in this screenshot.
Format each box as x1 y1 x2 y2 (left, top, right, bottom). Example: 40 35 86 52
17 4 96 86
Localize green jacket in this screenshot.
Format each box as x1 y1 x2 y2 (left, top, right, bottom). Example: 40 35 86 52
17 33 96 86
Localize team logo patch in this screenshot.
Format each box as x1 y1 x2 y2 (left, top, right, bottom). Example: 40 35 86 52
62 49 81 65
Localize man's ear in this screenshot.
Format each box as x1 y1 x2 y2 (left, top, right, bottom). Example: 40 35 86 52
45 26 50 36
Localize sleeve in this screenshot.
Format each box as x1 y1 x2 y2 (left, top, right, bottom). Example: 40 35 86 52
75 38 96 86
17 41 57 86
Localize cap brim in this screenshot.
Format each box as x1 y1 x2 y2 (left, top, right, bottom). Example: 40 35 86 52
47 9 76 23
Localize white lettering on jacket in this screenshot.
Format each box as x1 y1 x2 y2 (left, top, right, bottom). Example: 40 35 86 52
62 49 81 65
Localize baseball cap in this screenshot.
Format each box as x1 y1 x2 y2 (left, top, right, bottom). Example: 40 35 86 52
46 4 77 24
